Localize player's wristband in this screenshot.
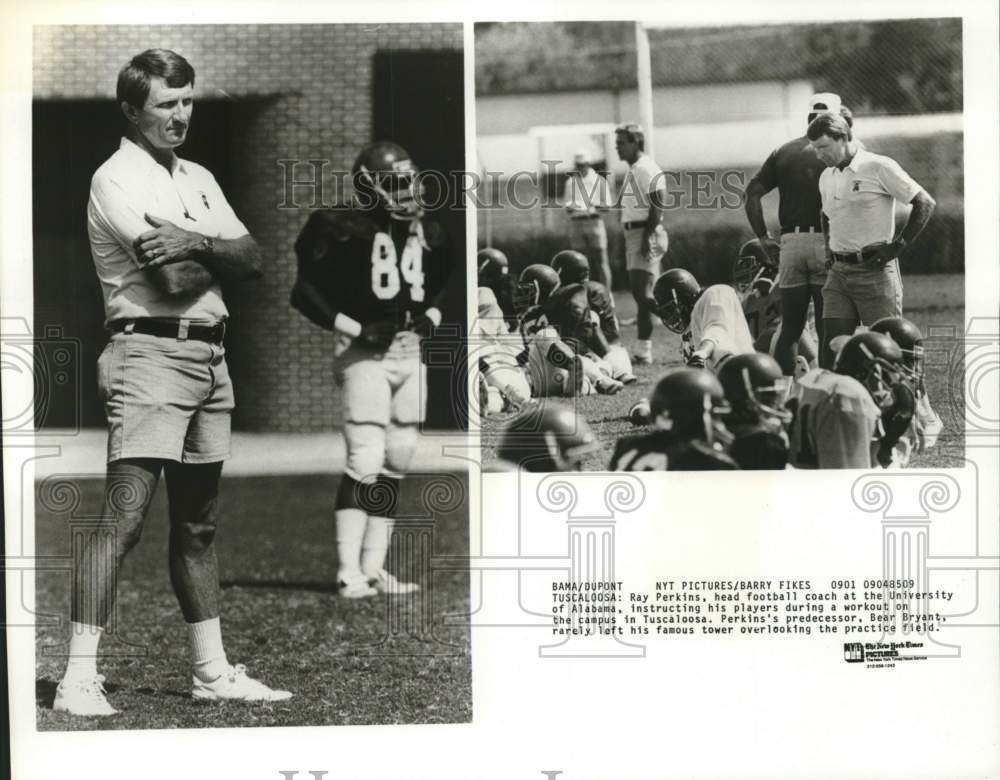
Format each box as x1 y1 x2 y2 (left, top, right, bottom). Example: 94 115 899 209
425 307 442 327
333 313 362 338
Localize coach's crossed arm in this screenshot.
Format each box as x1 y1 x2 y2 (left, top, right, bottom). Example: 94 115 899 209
136 213 263 295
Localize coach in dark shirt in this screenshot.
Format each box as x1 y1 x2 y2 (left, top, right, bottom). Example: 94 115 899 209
744 93 851 371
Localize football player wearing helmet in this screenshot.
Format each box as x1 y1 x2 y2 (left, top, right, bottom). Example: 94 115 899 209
291 140 450 598
496 402 601 471
610 368 738 471
551 249 591 285
514 263 561 323
870 316 942 459
789 332 910 469
652 268 755 370
521 283 624 397
549 250 635 383
477 247 518 330
717 353 792 469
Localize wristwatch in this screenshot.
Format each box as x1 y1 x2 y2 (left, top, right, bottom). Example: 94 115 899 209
198 236 215 255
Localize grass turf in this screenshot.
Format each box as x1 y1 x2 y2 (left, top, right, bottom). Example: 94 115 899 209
34 473 471 730
481 273 966 471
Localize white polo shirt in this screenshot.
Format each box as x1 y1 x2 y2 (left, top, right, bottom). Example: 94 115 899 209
562 168 611 216
619 153 666 225
690 284 755 369
818 147 922 253
87 137 249 325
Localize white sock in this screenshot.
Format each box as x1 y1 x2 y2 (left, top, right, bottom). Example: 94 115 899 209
189 617 229 683
336 507 368 582
636 339 652 355
361 516 392 579
64 622 102 681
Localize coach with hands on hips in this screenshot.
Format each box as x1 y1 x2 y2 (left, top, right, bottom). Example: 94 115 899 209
744 93 849 375
615 122 669 365
807 113 935 365
55 48 290 717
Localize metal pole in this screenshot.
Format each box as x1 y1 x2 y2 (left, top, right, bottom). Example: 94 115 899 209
635 22 655 162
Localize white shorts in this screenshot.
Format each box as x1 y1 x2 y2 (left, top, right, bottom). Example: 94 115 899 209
624 224 668 273
336 333 426 426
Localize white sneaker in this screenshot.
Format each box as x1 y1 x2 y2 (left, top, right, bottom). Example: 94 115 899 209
338 575 379 599
594 376 625 395
632 340 653 365
191 664 293 702
53 674 118 717
371 569 420 596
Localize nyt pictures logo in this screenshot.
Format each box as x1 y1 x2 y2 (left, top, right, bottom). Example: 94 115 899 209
844 642 865 663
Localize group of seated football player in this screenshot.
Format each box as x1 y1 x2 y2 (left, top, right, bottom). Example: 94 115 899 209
474 246 638 414
493 239 940 471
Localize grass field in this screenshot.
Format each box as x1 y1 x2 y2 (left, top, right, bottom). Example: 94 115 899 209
481 273 966 471
34 474 471 731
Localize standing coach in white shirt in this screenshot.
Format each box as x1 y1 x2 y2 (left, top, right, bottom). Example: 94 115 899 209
807 113 936 365
614 123 669 365
562 150 613 288
54 48 291 717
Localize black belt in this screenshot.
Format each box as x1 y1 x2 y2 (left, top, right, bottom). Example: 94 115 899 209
109 318 226 344
623 220 647 230
831 250 878 265
571 213 601 221
780 225 821 235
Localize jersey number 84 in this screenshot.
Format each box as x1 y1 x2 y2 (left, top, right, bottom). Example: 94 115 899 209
372 233 425 302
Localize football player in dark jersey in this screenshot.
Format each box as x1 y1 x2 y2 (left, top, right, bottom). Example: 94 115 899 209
789 332 913 469
717 352 792 469
610 368 737 470
870 316 942 464
291 141 450 598
551 249 636 383
478 247 518 331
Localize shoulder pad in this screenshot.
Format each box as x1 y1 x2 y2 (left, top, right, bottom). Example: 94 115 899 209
295 210 377 260
418 219 448 249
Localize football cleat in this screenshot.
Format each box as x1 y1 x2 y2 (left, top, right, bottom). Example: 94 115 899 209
53 674 118 717
632 339 653 365
371 569 420 596
191 664 293 703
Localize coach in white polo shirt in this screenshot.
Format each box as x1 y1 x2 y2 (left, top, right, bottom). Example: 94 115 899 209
615 123 669 365
54 48 290 717
806 113 935 364
562 150 613 288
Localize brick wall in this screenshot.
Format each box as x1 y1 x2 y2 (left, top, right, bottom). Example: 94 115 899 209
33 24 464 432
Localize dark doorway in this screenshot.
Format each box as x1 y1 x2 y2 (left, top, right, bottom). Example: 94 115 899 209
373 49 467 430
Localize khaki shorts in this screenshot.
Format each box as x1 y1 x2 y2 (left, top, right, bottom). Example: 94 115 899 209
779 231 827 288
822 260 904 323
97 332 234 464
624 224 668 273
336 333 426 426
569 218 608 251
